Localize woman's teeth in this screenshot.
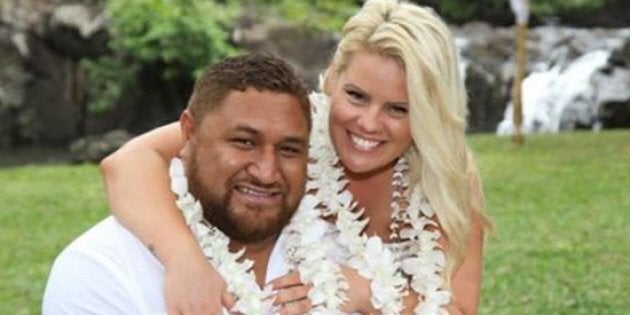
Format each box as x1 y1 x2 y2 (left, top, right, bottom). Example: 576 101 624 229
350 134 379 150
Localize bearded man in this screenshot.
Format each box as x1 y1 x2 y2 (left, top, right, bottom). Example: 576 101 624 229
43 54 317 314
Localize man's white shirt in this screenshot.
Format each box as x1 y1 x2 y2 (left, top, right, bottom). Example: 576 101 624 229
42 216 289 315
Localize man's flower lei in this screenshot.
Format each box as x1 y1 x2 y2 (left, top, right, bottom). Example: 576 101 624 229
169 158 274 314
170 156 349 314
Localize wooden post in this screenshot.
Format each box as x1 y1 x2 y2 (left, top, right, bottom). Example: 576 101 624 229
512 23 527 145
509 0 529 145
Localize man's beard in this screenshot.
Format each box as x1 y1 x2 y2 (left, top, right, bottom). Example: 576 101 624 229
187 157 295 243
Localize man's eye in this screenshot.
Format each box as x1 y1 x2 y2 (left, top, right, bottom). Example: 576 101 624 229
280 145 303 157
232 138 255 148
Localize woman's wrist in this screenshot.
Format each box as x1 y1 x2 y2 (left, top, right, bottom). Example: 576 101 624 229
154 230 206 269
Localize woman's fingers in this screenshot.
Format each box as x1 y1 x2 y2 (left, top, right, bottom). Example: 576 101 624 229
273 283 311 306
265 272 315 314
277 297 313 315
221 291 236 312
268 272 302 290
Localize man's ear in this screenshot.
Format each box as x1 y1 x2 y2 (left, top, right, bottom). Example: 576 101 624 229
179 109 195 158
180 109 195 141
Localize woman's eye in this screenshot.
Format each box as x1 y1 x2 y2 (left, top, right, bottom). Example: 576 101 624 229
346 89 365 102
388 105 408 117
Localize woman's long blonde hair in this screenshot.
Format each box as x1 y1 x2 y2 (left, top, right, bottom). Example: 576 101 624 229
323 0 490 283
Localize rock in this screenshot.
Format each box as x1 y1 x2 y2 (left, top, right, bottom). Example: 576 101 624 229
233 20 337 89
0 23 31 148
465 62 507 132
600 100 630 129
45 4 109 59
69 129 132 163
24 32 85 144
592 53 630 129
494 27 630 134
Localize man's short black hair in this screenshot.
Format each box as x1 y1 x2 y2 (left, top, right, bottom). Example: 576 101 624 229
187 53 311 130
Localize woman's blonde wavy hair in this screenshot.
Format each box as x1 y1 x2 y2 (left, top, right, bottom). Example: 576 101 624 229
323 0 491 284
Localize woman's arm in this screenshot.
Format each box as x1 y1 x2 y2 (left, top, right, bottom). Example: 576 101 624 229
100 122 191 265
100 122 226 315
446 213 484 315
445 169 487 315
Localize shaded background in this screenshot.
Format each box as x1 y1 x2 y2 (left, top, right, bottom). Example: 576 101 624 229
0 0 629 165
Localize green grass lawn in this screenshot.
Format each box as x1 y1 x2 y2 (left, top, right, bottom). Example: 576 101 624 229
1 130 628 314
472 131 630 314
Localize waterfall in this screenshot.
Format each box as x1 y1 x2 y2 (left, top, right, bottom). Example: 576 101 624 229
497 50 610 134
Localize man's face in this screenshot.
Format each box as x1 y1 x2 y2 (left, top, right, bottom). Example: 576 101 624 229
181 88 309 243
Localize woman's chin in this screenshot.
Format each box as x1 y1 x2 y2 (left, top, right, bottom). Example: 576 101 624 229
339 157 395 179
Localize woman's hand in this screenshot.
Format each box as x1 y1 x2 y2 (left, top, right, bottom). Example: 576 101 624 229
269 266 379 314
164 246 228 315
338 265 378 314
268 272 313 315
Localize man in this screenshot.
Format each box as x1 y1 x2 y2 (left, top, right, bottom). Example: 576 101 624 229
42 54 311 314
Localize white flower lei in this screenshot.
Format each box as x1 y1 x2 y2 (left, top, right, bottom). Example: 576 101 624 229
283 194 349 314
169 158 274 314
304 92 451 315
169 157 348 314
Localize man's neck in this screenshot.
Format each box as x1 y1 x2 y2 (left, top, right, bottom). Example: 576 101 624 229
229 236 278 288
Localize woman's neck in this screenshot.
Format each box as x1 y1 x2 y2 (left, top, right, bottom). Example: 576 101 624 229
344 162 396 240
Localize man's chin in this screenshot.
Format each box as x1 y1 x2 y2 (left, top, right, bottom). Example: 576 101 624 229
226 206 290 242
228 220 282 243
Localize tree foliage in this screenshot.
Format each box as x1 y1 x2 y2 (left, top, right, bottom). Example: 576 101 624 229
414 0 610 24
84 0 240 112
83 0 360 113
260 0 359 32
84 0 613 113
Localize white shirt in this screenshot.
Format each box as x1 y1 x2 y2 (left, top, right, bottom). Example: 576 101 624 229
42 216 288 315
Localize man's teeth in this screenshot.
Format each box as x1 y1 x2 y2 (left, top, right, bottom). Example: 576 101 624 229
238 186 274 197
350 134 379 150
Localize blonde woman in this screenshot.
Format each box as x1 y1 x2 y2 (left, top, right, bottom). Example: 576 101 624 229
101 0 490 314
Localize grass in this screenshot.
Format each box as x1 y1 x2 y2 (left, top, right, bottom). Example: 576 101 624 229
0 164 107 315
0 130 628 314
472 130 630 314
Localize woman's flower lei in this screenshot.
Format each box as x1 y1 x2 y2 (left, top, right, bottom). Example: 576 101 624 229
394 162 451 315
304 92 451 315
283 194 349 314
169 158 274 314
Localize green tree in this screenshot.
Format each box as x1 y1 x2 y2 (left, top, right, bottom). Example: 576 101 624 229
84 0 240 112
83 0 361 113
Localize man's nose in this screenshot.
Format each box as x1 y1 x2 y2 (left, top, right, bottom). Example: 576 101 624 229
248 148 280 184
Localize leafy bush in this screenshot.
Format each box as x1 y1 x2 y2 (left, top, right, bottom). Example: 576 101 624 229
262 0 359 32
83 0 361 113
414 0 610 24
84 0 240 112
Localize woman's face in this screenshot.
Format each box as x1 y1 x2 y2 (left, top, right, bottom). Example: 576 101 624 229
328 50 412 176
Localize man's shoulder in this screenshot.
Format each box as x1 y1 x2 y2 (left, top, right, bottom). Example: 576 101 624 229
53 216 137 265
42 216 165 314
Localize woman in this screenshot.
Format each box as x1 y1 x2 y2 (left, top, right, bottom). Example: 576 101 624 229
101 0 490 314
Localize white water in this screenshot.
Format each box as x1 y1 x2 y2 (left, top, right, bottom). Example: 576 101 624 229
497 50 611 135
